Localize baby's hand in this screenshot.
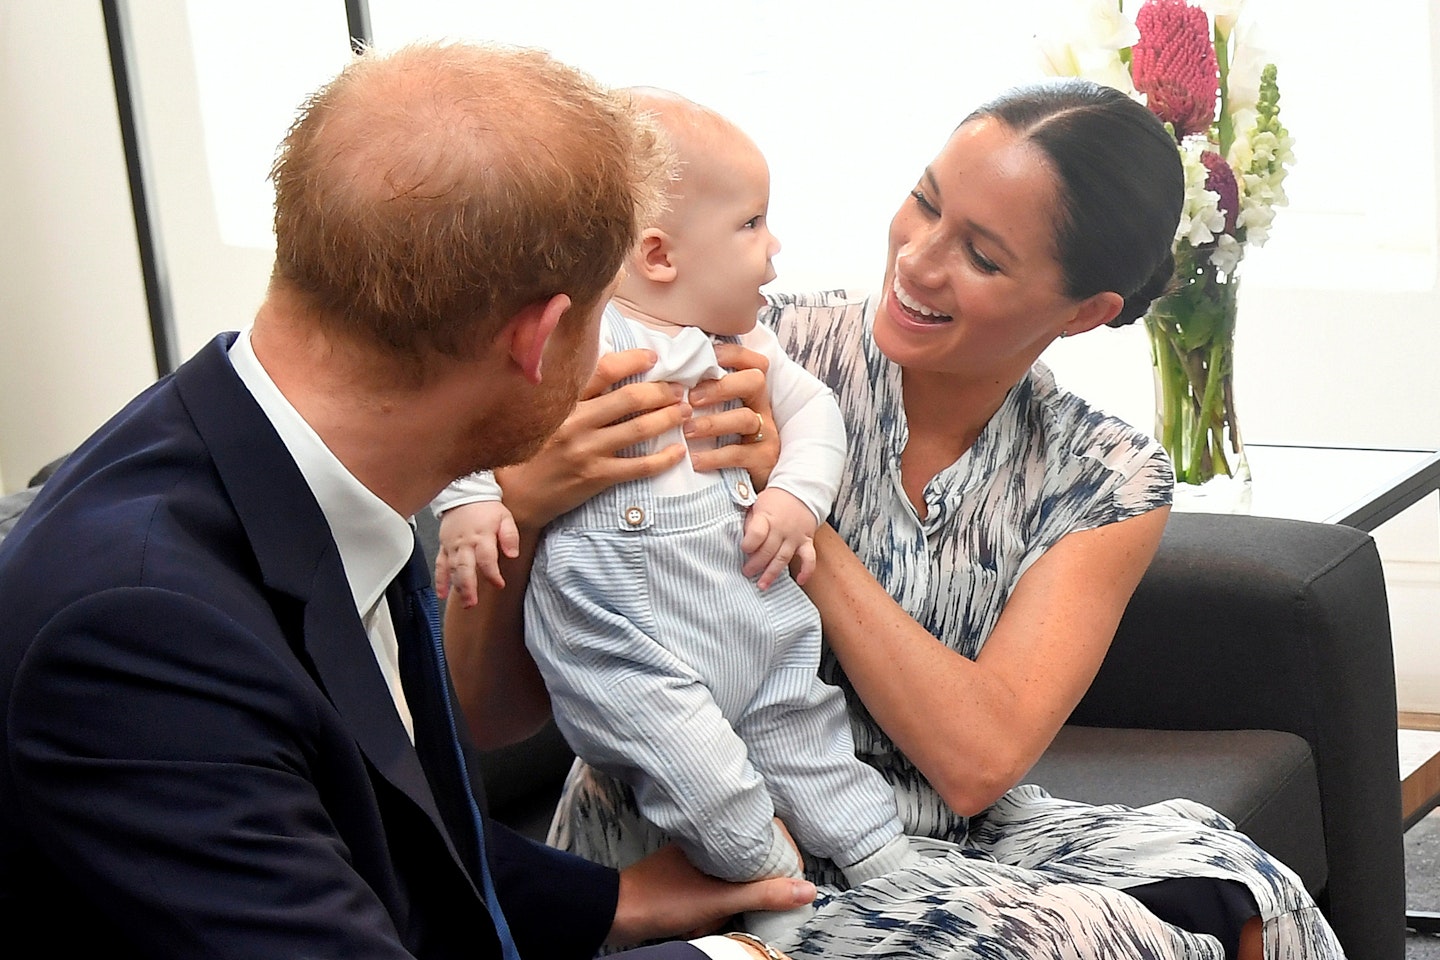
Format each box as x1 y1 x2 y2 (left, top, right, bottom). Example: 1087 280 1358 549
435 500 520 607
741 488 818 590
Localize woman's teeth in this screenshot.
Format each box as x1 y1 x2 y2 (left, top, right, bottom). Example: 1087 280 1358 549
893 279 952 322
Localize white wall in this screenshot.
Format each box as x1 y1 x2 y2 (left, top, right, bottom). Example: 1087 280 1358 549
0 1 156 490
3 0 1438 708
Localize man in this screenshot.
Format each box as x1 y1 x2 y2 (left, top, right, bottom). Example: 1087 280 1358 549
0 42 809 959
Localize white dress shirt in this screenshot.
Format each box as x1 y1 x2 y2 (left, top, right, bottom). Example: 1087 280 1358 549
228 328 417 741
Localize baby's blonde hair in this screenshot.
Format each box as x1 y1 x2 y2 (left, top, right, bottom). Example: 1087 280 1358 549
623 87 755 232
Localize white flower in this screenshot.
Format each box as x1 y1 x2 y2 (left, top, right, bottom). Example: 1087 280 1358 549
1196 0 1245 41
1250 130 1282 166
1036 0 1140 96
1226 110 1259 169
1209 234 1243 275
1237 170 1287 246
1238 200 1275 245
1223 21 1271 113
1176 139 1226 247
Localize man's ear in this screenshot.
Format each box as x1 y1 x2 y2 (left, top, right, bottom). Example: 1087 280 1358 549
506 293 572 385
633 228 677 283
1065 290 1125 337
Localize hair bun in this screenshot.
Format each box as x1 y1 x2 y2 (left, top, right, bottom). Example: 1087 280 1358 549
1110 250 1176 327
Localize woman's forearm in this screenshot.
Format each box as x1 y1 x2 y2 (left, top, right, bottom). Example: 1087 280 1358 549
806 510 1166 816
805 525 1020 814
443 532 552 748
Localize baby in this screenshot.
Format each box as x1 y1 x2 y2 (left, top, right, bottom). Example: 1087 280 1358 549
431 90 916 940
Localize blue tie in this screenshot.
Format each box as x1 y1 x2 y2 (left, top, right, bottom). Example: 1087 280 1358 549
391 536 521 960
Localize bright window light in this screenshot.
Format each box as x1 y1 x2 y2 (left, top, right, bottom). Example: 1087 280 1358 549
190 0 1436 293
185 0 353 249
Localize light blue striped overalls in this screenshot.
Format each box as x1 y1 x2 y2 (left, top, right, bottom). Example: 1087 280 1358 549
523 311 913 900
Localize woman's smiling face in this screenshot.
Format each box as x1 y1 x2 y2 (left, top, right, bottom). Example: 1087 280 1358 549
874 117 1102 384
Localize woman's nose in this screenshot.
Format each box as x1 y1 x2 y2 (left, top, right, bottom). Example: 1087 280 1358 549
899 225 944 287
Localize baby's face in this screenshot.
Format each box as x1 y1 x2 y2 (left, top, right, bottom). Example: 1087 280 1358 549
667 135 781 337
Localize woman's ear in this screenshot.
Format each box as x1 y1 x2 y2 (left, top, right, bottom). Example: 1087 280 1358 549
633 228 678 283
1065 291 1125 337
505 293 572 385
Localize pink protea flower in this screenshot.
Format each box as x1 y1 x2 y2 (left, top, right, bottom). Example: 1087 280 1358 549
1199 151 1240 234
1130 0 1220 139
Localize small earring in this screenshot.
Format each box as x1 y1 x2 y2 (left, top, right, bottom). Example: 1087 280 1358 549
1059 330 1069 339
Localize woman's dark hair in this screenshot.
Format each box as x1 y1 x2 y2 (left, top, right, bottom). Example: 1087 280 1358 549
963 78 1184 327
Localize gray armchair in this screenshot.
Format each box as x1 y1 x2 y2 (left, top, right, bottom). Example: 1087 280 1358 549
1027 512 1404 960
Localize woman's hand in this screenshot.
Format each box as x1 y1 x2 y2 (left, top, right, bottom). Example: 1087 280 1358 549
495 348 691 530
687 341 780 488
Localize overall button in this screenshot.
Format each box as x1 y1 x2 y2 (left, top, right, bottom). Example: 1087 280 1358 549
623 506 646 527
735 481 751 499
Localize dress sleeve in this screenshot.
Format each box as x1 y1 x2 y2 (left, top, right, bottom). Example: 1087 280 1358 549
1015 418 1175 584
1075 440 1175 534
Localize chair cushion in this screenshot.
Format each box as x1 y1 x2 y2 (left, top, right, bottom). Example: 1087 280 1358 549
477 721 574 841
0 487 40 541
1024 725 1326 895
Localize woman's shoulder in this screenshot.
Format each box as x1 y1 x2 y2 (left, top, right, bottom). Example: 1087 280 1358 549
764 289 871 311
760 290 873 365
760 290 871 333
1023 362 1173 492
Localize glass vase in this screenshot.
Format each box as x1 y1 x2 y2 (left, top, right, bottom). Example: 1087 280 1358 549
1144 256 1251 511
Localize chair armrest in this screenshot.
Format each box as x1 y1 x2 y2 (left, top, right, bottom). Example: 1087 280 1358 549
1071 511 1403 956
1076 512 1393 736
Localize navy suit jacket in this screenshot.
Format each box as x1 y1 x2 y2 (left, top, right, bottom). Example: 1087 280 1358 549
0 335 702 960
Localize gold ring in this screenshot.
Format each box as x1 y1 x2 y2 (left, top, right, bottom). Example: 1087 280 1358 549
750 410 764 436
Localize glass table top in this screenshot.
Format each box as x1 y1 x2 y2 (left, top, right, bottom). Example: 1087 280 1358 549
1171 444 1440 531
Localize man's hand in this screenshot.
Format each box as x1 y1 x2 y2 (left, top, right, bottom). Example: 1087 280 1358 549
607 844 815 947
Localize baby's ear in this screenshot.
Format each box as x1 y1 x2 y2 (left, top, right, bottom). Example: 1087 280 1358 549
634 228 677 283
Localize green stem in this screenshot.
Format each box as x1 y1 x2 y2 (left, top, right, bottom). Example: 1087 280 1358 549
1189 338 1226 477
1223 377 1244 453
1118 1 1132 67
1148 278 1245 487
1148 319 1186 479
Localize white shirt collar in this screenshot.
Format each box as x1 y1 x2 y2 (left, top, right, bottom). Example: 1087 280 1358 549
228 327 414 618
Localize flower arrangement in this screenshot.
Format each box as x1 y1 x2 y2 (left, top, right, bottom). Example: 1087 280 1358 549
1038 0 1295 489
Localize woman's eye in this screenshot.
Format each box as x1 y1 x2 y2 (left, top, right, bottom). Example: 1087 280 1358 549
969 245 1001 274
910 188 938 216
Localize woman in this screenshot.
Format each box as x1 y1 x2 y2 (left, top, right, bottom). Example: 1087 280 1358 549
449 79 1342 959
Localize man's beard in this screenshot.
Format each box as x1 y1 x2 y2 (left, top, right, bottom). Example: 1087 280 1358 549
452 333 593 480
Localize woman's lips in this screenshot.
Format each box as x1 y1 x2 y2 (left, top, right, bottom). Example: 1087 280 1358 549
890 277 953 325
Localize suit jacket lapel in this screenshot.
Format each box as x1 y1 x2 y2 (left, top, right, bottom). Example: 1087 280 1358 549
172 335 479 889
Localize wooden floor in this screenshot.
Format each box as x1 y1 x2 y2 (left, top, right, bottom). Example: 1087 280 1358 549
1401 713 1440 828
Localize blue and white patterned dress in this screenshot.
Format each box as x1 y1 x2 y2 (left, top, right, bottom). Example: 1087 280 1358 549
550 292 1344 959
